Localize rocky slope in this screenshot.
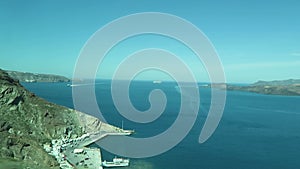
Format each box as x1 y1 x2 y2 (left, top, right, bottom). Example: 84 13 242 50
0 69 115 168
6 70 70 83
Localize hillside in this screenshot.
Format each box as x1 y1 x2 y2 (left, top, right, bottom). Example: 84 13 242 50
6 70 70 83
0 69 116 168
253 79 300 86
227 79 300 96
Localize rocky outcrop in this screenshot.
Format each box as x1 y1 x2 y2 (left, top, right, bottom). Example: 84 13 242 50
6 70 70 83
0 69 114 168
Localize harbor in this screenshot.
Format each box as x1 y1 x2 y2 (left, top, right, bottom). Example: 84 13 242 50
44 124 133 169
66 147 102 169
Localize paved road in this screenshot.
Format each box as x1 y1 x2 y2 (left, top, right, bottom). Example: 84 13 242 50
65 147 102 169
76 131 131 148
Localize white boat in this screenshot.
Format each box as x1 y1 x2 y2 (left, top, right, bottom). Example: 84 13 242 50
153 80 162 84
102 157 130 167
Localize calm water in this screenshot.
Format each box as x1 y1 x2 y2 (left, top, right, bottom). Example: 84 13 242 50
22 81 300 169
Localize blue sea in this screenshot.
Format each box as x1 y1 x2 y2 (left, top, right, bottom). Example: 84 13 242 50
22 81 300 169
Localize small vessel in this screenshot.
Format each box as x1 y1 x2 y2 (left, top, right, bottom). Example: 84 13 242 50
153 80 162 84
121 121 135 134
102 157 130 167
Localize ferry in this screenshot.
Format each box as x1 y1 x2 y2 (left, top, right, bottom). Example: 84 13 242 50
102 157 130 167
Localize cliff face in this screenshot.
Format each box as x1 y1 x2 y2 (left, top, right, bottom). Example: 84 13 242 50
0 69 112 168
6 70 70 83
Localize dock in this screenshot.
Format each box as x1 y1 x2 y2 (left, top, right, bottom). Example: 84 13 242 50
44 124 133 169
65 147 103 169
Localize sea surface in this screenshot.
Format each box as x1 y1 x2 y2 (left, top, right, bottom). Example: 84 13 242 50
22 81 300 169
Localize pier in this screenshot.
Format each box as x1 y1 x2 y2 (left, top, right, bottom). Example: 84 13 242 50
44 127 133 169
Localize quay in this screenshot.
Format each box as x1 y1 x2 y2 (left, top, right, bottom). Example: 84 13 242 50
66 147 103 169
44 124 133 169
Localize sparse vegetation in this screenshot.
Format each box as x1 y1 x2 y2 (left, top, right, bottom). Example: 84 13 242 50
6 70 70 83
227 79 300 96
0 69 82 168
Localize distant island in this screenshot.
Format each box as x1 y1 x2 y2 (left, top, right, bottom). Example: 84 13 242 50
227 79 300 96
6 70 70 83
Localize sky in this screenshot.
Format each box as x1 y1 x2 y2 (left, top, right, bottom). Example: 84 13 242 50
1 0 299 83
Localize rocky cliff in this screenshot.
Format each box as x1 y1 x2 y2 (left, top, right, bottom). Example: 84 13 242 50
6 70 70 83
0 69 115 168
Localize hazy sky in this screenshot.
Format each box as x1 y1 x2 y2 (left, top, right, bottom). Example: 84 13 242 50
1 0 299 83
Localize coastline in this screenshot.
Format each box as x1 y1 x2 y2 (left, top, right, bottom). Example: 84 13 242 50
0 69 132 169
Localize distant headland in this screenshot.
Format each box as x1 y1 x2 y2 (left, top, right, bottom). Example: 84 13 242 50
227 79 300 96
6 70 70 83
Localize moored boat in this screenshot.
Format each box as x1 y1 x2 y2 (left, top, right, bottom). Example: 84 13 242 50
102 157 130 167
